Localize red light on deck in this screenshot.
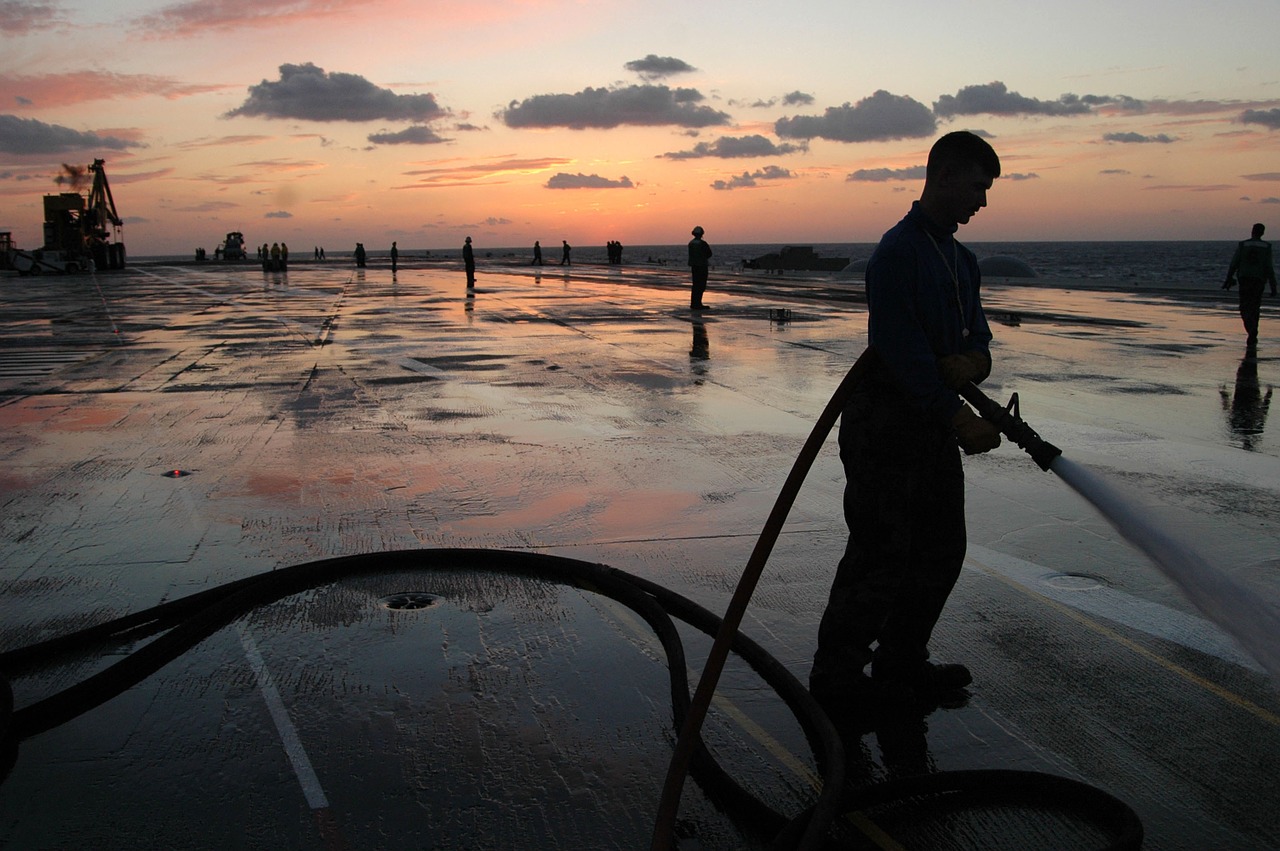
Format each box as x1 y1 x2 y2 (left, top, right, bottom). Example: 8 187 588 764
162 469 191 478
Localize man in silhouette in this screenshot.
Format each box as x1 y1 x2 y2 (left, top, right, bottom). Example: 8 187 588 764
688 226 712 310
463 236 476 288
810 131 1003 713
1223 223 1277 348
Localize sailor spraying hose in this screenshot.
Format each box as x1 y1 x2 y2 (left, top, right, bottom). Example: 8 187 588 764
654 131 1146 849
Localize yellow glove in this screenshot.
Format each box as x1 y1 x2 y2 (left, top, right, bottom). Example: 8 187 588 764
937 351 992 391
952 404 1001 454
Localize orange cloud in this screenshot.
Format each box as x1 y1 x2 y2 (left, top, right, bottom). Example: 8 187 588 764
0 71 229 108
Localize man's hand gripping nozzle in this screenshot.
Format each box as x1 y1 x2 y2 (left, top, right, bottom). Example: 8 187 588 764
958 383 1063 472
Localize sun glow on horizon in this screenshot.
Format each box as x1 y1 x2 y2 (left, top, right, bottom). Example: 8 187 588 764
2 0 1279 255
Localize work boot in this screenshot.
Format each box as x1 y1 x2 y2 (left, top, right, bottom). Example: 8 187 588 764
870 659 972 705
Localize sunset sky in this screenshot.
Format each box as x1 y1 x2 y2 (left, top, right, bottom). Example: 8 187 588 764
2 0 1279 256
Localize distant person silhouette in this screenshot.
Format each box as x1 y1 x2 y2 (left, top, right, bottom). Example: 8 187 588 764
1221 354 1272 451
688 226 712 309
463 236 476 288
354 243 366 268
390 241 398 273
280 242 288 270
561 240 571 266
1223 223 1277 349
533 240 543 265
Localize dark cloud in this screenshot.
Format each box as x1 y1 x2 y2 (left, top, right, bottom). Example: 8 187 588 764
500 85 730 129
1082 94 1147 112
1005 173 1039 180
1103 132 1176 143
732 91 814 110
368 125 449 145
711 165 793 190
1241 108 1280 129
0 113 138 154
264 210 292 218
933 82 1092 117
775 90 936 142
225 63 446 123
661 134 806 159
847 165 926 182
1243 173 1280 181
624 55 696 79
0 0 63 34
1100 168 1131 175
546 173 634 189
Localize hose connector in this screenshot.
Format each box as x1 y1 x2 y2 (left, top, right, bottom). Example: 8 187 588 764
959 383 1062 472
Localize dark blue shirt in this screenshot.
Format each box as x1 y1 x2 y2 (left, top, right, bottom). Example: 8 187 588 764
865 201 993 423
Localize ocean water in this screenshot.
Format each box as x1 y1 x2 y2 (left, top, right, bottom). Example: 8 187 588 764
138 240 1240 288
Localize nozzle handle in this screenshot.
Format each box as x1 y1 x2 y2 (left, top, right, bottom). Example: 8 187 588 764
960 383 1062 471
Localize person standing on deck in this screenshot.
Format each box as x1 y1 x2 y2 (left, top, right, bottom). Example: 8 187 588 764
688 226 712 310
809 131 1003 714
1223 223 1277 349
463 236 476 288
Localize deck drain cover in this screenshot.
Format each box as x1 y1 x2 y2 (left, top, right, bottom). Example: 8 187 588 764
1045 572 1104 591
380 591 441 611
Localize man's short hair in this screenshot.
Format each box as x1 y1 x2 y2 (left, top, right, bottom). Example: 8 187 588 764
926 131 1001 181
1253 223 1265 237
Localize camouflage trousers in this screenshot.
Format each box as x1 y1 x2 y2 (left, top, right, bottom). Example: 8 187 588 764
811 390 966 688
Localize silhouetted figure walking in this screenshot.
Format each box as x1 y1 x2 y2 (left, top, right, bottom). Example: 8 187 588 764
390 241 398 273
533 241 543 265
560 240 571 266
1223 222 1277 349
688 226 712 309
463 236 476 288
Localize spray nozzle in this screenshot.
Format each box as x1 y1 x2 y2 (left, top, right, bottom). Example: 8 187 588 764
959 383 1062 471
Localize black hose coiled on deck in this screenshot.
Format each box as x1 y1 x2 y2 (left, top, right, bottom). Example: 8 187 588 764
0 549 827 841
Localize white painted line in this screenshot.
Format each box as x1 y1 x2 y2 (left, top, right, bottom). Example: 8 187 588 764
967 543 1264 673
236 623 330 809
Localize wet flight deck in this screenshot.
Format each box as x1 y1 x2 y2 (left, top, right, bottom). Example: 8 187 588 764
1 258 1278 848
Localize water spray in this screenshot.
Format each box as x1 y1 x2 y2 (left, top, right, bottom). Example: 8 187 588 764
961 381 1280 683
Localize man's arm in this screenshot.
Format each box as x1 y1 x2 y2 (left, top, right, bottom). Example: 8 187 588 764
1225 243 1242 288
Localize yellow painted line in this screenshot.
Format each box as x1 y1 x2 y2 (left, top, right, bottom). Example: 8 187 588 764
969 557 1280 727
708 692 817 783
593 594 906 850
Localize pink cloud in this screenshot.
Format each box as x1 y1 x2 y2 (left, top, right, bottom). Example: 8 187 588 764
0 71 229 108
